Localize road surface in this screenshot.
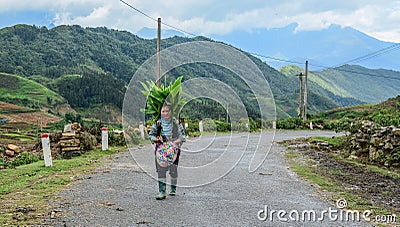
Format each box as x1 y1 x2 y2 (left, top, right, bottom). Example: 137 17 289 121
45 130 370 226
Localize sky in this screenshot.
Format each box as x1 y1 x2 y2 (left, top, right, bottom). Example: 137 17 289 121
0 0 400 43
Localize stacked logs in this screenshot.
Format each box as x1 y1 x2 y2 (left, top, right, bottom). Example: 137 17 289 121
59 132 81 157
59 123 82 157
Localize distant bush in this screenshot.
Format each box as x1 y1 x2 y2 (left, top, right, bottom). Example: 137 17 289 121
109 131 126 147
277 117 303 129
215 120 231 132
6 152 39 168
185 119 200 137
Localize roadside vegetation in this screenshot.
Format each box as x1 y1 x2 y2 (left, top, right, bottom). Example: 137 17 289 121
0 147 123 226
279 96 400 226
285 137 399 226
276 95 400 131
0 106 142 226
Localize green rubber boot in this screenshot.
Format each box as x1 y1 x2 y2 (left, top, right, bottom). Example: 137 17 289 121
169 177 177 196
155 178 166 200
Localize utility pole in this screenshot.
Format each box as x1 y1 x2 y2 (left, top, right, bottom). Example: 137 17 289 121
156 17 161 87
226 103 229 123
297 73 303 117
302 60 308 121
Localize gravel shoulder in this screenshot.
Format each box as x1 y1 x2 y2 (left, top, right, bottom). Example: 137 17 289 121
44 130 374 226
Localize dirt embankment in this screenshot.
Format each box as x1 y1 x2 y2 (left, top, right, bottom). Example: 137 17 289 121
285 139 400 215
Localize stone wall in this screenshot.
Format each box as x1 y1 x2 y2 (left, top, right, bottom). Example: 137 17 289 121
347 120 400 167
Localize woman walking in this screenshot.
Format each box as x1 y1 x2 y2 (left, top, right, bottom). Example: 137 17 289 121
148 103 186 200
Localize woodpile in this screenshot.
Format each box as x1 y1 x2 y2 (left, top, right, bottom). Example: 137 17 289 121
347 120 400 167
59 122 83 157
59 132 81 157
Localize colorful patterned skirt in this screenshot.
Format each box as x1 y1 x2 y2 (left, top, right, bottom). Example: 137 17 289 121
155 140 179 167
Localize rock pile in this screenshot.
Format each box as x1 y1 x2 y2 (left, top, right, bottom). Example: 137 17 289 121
348 120 400 167
0 144 23 168
4 144 21 157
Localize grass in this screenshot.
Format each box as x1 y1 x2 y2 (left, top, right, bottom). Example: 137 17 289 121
1 132 36 142
0 73 65 108
328 152 400 179
366 165 400 179
286 152 341 191
0 146 123 226
309 136 346 149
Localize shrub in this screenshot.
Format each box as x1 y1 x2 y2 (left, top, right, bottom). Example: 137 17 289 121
109 131 126 146
184 119 200 137
277 117 303 129
7 152 39 168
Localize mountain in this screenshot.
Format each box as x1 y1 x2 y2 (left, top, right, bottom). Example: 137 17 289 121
0 24 399 122
137 24 400 71
279 65 400 106
213 24 400 71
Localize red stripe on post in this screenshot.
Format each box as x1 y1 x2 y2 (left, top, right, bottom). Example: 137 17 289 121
41 133 49 138
102 127 107 131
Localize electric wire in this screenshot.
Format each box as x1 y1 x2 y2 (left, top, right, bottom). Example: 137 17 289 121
120 0 198 37
119 0 400 81
119 0 158 22
334 43 400 67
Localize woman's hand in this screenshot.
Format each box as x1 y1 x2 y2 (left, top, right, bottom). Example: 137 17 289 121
173 139 182 147
154 136 163 143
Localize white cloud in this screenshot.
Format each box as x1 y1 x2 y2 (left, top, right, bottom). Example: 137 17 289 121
55 5 111 26
1 0 400 42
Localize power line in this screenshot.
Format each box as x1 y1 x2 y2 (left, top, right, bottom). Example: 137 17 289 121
119 0 157 23
253 53 400 81
119 0 400 81
159 21 198 38
333 43 400 67
326 67 400 81
119 0 198 37
249 52 304 65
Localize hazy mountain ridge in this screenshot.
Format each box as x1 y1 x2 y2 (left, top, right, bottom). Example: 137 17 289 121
0 24 399 121
138 23 400 71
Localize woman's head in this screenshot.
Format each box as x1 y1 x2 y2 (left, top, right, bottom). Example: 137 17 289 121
161 103 172 120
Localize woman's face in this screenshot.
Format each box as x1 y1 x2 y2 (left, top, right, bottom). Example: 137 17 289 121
161 106 172 120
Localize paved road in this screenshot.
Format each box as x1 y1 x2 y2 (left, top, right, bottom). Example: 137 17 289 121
46 130 370 226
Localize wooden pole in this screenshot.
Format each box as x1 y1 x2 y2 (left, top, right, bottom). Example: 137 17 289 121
156 17 161 87
303 60 308 121
298 73 303 117
226 104 229 123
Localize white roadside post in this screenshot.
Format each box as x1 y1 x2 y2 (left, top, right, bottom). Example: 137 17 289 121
41 133 52 167
199 120 203 133
138 121 145 140
272 120 277 129
101 127 108 151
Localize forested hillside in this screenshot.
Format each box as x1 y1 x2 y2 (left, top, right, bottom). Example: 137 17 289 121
0 73 66 109
1 24 398 121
